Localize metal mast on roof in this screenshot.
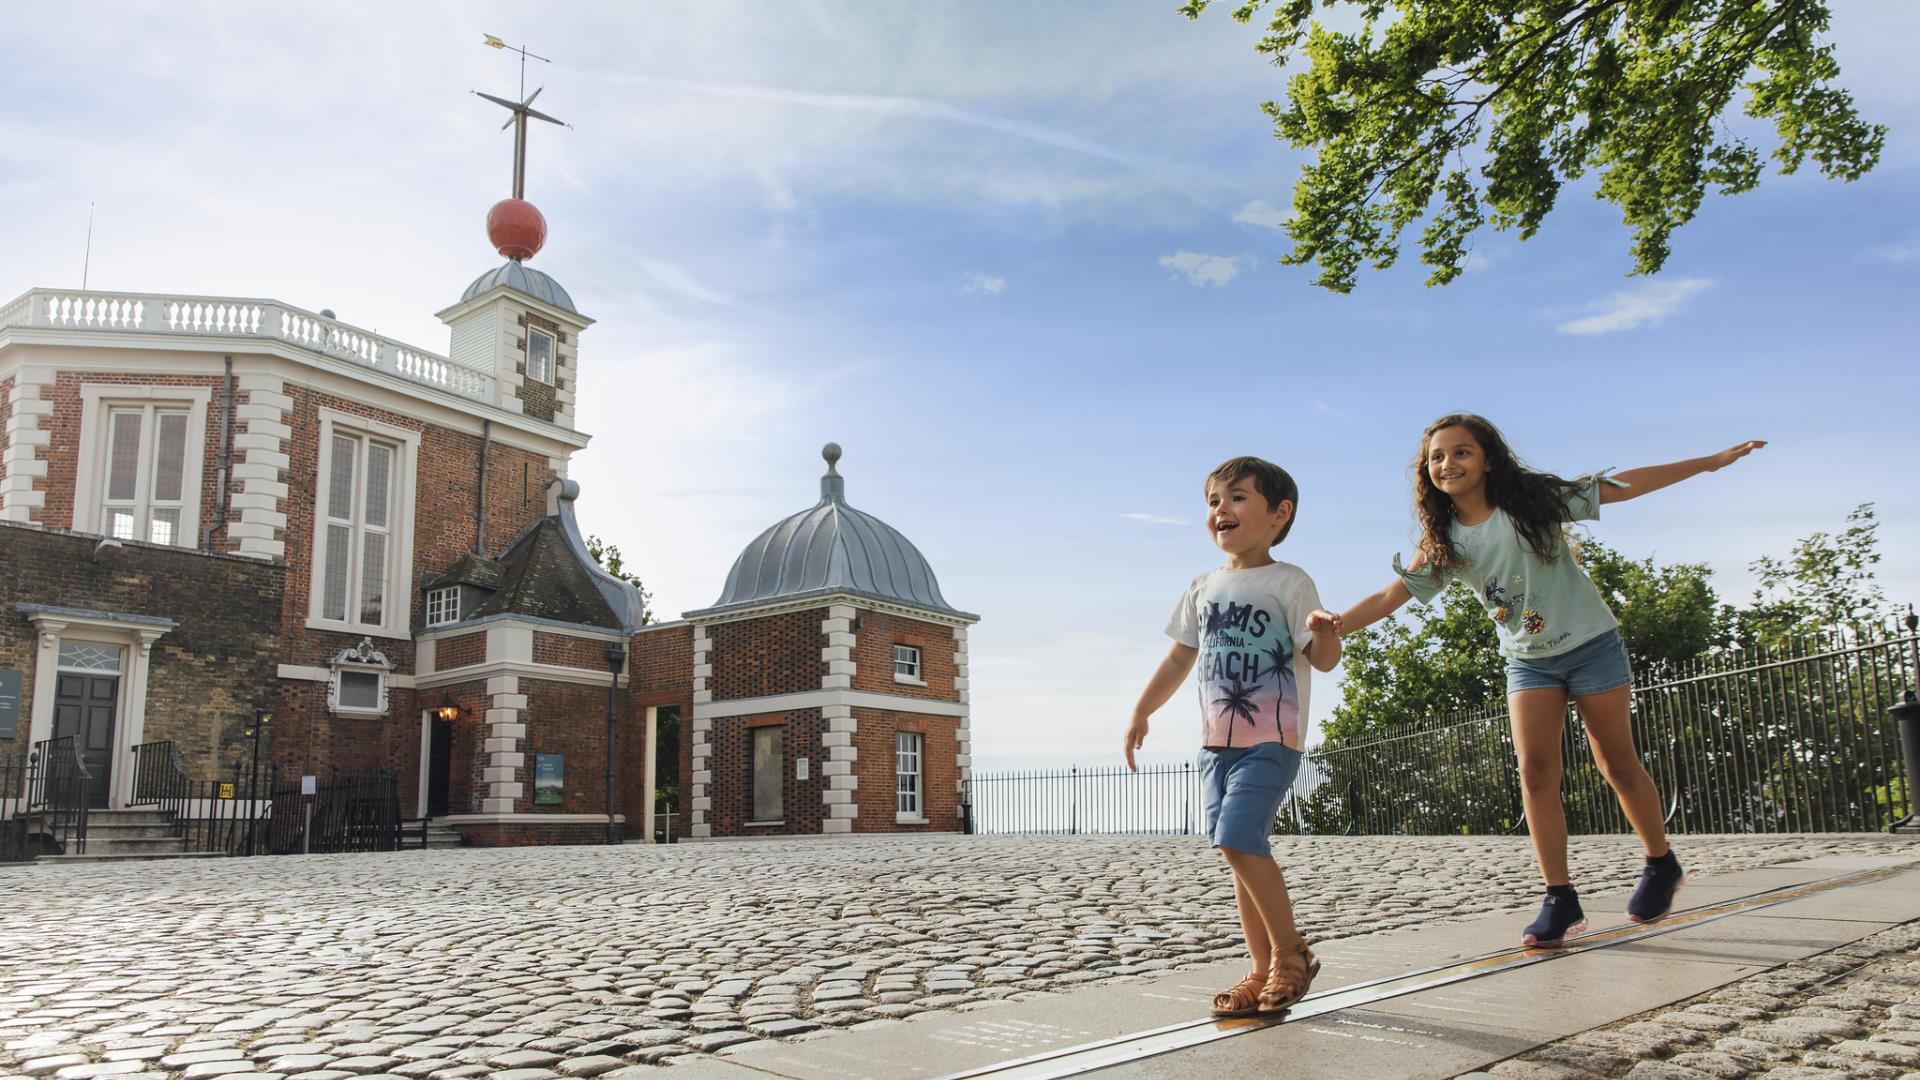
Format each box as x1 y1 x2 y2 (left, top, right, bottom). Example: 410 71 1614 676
477 35 568 200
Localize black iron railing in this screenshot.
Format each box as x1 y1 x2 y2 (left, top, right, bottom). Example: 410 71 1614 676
0 754 22 862
970 616 1920 837
268 772 401 854
1298 616 1920 836
129 741 271 855
1 737 92 860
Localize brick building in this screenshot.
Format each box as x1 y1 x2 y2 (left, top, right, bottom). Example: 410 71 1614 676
1 114 978 846
648 444 978 839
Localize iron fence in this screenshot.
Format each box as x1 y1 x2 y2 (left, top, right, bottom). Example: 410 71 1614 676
0 737 92 860
1295 616 1920 836
968 761 1307 835
267 772 402 854
129 741 273 855
971 616 1919 837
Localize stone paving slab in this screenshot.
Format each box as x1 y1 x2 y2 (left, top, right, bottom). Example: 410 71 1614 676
651 859 1919 1080
0 834 1907 1079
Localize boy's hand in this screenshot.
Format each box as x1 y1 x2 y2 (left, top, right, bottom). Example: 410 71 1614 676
1710 440 1766 470
1123 716 1149 772
1306 609 1344 637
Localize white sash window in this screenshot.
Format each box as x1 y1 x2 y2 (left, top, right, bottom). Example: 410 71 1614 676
102 406 191 546
896 731 923 817
307 409 417 638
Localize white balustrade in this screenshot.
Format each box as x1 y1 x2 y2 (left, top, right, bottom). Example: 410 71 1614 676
2 288 492 404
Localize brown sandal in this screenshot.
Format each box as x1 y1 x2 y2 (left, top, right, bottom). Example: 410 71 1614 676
1258 940 1320 1014
1210 972 1266 1017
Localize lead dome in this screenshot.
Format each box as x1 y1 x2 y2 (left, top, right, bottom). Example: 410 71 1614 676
695 444 970 617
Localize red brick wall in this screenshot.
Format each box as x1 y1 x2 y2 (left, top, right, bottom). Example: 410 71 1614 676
460 821 609 847
852 708 961 833
34 372 228 536
436 631 486 670
701 709 824 836
851 611 958 701
519 678 624 816
631 623 692 699
533 631 610 671
709 609 826 700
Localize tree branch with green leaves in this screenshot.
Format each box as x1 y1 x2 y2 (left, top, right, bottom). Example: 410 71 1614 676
1182 0 1885 292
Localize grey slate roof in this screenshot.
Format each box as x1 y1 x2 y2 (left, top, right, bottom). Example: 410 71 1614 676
689 444 974 621
461 260 579 314
427 479 647 634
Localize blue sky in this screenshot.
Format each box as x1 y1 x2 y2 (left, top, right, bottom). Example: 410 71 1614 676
4 2 1915 769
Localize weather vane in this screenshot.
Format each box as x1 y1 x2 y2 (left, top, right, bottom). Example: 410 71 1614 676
476 35 569 202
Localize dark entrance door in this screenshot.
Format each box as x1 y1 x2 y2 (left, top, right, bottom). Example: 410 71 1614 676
53 674 118 808
427 718 452 817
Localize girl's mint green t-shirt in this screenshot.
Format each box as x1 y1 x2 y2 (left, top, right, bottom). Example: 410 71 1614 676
1394 474 1622 660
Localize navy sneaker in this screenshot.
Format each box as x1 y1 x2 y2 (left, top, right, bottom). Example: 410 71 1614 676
1522 889 1587 948
1628 853 1685 923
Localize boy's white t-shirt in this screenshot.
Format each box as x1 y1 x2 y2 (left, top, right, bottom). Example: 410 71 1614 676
1165 560 1321 751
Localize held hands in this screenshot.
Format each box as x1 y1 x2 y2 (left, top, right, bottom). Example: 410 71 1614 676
1306 609 1345 637
1123 716 1148 772
1709 440 1767 471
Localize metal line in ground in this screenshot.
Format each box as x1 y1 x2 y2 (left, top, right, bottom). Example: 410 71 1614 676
936 863 1916 1080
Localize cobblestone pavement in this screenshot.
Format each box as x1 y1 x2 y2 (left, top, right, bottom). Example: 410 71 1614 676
1470 919 1920 1080
0 834 1903 1080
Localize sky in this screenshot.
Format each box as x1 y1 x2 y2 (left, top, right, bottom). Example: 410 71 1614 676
3 2 1915 771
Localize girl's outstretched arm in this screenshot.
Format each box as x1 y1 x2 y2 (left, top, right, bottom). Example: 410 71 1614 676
1308 572 1416 639
1603 440 1766 504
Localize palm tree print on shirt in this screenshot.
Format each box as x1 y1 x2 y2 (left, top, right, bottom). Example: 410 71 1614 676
1213 677 1261 729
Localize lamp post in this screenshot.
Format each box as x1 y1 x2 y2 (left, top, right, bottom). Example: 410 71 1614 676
604 641 626 845
244 710 271 856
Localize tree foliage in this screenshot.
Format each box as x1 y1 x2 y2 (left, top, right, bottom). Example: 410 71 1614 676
585 534 656 626
1182 0 1887 292
1731 502 1888 648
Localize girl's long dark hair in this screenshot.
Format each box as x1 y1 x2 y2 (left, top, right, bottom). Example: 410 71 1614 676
1414 413 1582 574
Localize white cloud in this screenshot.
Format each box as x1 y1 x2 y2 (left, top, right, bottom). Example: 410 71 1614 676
964 272 1006 295
1122 512 1187 526
1159 250 1254 287
1870 238 1920 263
1311 399 1344 419
1232 199 1287 228
1555 277 1713 336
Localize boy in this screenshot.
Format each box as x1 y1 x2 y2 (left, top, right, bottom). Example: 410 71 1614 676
1124 456 1339 1016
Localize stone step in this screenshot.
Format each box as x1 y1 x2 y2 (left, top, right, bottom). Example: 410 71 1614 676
79 834 192 849
37 850 224 863
82 822 183 841
84 810 177 826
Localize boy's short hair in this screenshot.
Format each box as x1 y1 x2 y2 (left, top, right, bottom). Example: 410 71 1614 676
1205 456 1299 546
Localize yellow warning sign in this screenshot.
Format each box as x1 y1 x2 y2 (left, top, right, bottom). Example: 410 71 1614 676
218 783 235 799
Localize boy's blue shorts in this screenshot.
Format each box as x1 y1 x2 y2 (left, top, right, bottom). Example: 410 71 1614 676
1199 742 1302 858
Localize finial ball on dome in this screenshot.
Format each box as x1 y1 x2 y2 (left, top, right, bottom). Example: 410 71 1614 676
822 442 842 468
487 198 548 261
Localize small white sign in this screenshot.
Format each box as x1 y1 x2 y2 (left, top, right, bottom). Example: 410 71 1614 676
796 757 810 781
301 775 317 796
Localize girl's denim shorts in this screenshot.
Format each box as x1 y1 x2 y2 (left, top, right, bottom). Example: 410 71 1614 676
1199 741 1302 858
1505 627 1633 697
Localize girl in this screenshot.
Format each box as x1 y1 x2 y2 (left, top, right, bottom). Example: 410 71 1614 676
1309 414 1763 947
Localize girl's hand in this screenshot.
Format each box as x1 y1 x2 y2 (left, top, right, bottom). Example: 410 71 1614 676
1710 440 1767 470
1307 609 1345 637
1123 716 1149 772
